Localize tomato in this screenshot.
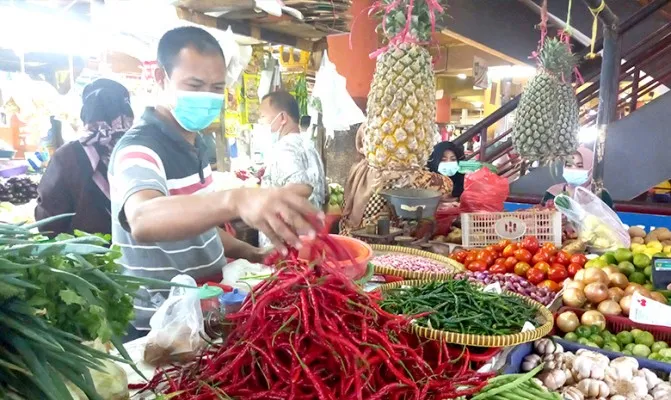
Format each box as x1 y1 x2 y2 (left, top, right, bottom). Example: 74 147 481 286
504 256 518 271
567 263 583 278
569 253 588 266
494 239 511 252
514 248 533 263
502 243 519 257
465 253 477 265
538 279 561 293
514 262 531 277
521 236 540 253
484 245 497 254
548 265 569 282
467 260 488 272
526 267 546 285
531 251 550 264
554 251 571 266
494 257 506 265
533 261 550 274
549 256 557 264
489 264 507 274
450 250 468 263
476 250 496 266
541 242 557 255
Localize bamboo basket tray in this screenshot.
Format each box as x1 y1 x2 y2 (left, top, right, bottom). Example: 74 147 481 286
377 280 554 347
370 245 463 280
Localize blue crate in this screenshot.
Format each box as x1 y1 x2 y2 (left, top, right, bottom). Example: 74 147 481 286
502 342 533 374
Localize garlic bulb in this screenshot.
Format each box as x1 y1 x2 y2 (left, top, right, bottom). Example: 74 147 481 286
522 354 542 372
573 351 609 380
534 338 563 355
652 382 671 400
607 376 648 399
561 386 584 400
538 369 567 391
577 379 610 398
610 356 639 374
636 368 661 391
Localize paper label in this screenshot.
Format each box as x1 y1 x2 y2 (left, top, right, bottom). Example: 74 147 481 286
629 292 671 328
522 321 536 332
483 282 502 294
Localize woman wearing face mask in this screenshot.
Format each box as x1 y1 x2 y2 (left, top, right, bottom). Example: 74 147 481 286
427 141 465 198
543 146 614 207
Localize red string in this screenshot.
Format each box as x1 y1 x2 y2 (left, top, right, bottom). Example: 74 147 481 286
539 0 548 47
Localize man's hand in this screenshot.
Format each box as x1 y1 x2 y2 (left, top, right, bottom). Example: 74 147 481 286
232 185 323 253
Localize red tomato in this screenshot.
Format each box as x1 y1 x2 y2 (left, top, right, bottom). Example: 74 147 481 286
502 243 519 258
531 251 550 264
465 253 477 265
567 263 583 278
569 254 588 266
526 267 546 285
549 256 557 264
521 236 540 253
467 260 488 272
494 257 506 265
489 264 507 274
514 262 531 277
538 280 561 293
548 265 569 282
514 248 533 263
542 242 557 255
555 251 571 266
494 239 511 252
476 250 496 266
484 245 497 254
533 261 550 274
504 256 518 271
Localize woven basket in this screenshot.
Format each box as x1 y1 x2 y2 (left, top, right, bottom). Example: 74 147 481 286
370 245 463 280
377 280 554 347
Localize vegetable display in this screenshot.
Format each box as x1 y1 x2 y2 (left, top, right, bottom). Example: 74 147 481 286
379 280 539 335
140 235 493 399
472 364 562 400
586 246 666 292
328 183 345 209
371 253 450 273
452 270 556 306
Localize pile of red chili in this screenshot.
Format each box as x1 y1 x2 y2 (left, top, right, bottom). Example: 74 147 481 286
138 235 493 399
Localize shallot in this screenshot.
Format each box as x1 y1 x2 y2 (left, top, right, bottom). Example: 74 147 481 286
452 271 555 305
371 254 449 273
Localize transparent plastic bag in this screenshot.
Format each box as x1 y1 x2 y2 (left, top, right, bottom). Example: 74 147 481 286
554 187 630 251
143 275 204 366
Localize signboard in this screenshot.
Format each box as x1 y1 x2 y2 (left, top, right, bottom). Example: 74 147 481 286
473 56 488 89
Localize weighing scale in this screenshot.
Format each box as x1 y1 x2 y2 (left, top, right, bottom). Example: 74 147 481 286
652 257 671 291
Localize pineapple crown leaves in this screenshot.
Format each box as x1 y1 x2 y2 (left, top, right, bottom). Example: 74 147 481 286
373 0 446 44
536 37 579 82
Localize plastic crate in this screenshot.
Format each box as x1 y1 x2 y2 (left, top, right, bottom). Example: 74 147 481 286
461 210 562 248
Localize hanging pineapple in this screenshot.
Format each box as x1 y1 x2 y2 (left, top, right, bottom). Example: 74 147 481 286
513 37 579 163
363 0 443 169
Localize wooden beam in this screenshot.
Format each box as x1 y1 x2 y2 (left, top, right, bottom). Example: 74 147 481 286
440 29 527 66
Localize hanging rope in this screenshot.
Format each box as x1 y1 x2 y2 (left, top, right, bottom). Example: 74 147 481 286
530 0 549 61
587 0 606 59
564 0 573 36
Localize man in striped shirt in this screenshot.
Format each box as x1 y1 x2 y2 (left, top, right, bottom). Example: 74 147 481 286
109 27 320 337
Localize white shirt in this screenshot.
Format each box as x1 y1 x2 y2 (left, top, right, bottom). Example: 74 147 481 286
259 132 326 247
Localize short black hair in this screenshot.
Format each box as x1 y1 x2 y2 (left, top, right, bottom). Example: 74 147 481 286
262 91 300 123
300 115 311 129
157 26 225 75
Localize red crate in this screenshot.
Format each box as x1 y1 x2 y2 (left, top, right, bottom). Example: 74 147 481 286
558 306 671 342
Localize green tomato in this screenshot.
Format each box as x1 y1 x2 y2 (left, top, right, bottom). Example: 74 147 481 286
578 338 591 346
601 331 616 343
632 344 652 358
585 341 599 348
658 348 671 358
589 334 605 347
625 343 637 352
564 332 579 342
622 350 633 356
644 265 653 278
603 342 621 352
576 325 593 339
634 331 655 348
590 324 604 335
662 357 671 364
649 352 663 361
616 331 634 346
651 341 669 353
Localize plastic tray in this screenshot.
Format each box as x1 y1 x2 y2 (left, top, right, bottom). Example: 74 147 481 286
461 210 562 248
502 342 533 374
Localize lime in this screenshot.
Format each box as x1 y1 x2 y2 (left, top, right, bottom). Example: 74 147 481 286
631 329 643 337
603 342 621 352
654 252 667 259
623 350 633 356
649 352 662 361
585 341 599 348
633 344 652 357
617 331 634 346
601 252 617 265
564 332 579 342
659 348 671 358
601 331 616 343
625 343 637 352
617 261 636 277
652 341 669 353
576 325 593 339
644 283 654 291
586 258 608 269
590 334 605 347
634 331 655 347
614 248 633 263
629 271 647 285
578 338 591 345
644 265 653 278
633 253 652 269
590 325 603 335
662 357 671 364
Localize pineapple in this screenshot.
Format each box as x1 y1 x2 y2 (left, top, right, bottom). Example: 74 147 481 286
513 38 579 163
363 1 438 169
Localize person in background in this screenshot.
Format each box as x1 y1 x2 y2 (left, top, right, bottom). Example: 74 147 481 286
35 79 134 236
45 115 65 155
109 27 321 339
543 146 614 208
427 141 466 198
299 115 311 135
257 91 326 248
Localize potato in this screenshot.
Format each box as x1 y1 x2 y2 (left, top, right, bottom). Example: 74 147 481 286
632 237 645 244
645 233 659 244
655 228 671 241
663 240 671 246
628 226 647 238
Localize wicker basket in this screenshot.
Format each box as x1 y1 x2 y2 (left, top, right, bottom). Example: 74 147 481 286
370 245 463 279
377 280 554 347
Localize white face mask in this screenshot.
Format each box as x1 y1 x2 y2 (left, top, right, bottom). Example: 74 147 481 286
258 113 282 144
438 161 459 177
563 168 590 185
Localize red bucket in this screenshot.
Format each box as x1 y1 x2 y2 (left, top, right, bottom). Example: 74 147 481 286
299 234 373 280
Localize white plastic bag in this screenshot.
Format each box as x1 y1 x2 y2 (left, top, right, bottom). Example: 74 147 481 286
143 275 204 366
554 187 630 251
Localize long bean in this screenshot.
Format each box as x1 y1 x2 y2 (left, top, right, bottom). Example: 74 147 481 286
379 280 539 336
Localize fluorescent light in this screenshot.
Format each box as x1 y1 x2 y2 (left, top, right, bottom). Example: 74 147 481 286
488 65 536 80
578 126 598 143
457 73 467 80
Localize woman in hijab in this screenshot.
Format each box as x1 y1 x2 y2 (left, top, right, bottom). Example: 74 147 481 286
35 79 134 235
427 141 466 198
543 146 614 208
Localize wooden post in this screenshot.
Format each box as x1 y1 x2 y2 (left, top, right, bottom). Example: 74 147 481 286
316 113 326 177
216 110 230 172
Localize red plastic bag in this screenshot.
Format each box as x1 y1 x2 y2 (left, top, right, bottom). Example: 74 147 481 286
459 168 509 213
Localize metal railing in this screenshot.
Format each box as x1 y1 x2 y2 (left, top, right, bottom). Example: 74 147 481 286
453 0 671 179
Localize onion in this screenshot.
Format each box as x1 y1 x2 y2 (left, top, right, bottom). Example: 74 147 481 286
556 311 580 333
624 284 650 298
581 310 606 331
564 280 586 291
584 282 609 304
583 268 609 285
574 269 586 282
620 295 632 315
602 266 619 277
649 291 668 304
608 287 625 303
597 299 622 316
608 272 629 289
562 288 587 308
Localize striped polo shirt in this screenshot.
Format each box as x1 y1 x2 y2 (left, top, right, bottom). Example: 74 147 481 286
109 107 226 331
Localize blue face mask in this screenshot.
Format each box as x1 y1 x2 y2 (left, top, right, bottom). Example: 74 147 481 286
563 168 590 185
438 161 459 177
171 90 224 132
